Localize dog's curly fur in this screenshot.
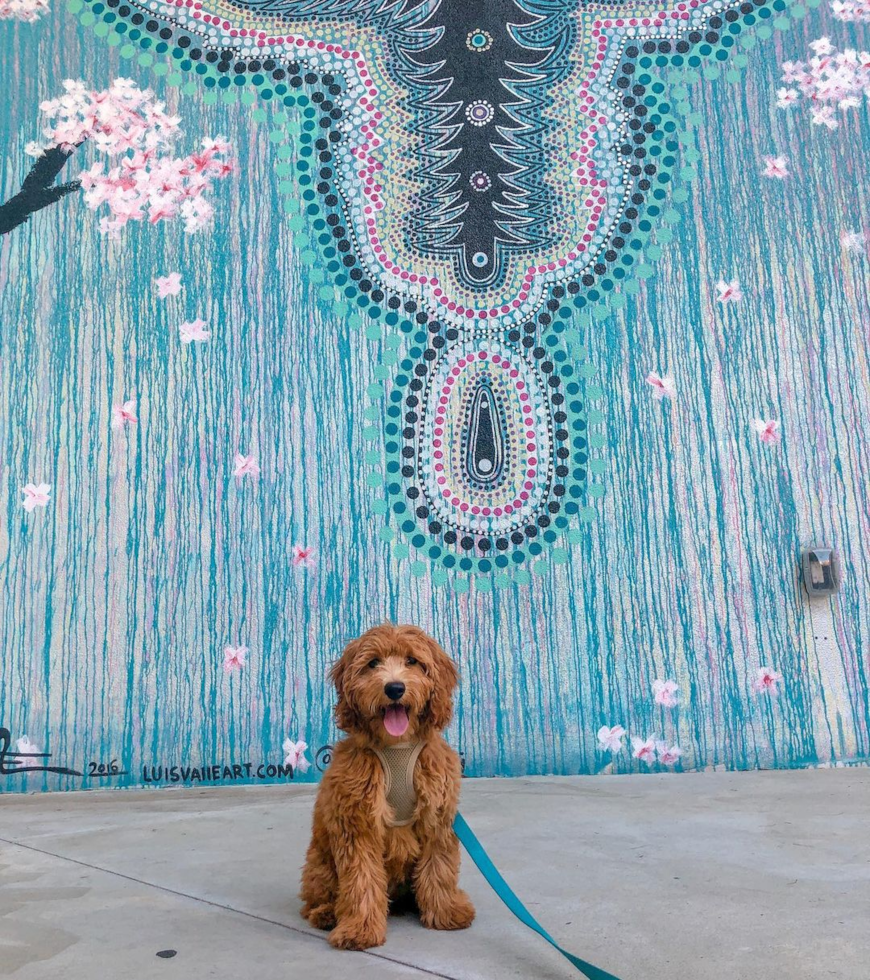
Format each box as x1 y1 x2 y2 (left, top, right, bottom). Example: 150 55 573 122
300 623 475 950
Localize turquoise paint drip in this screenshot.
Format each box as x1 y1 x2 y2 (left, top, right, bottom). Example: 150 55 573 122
0 3 869 791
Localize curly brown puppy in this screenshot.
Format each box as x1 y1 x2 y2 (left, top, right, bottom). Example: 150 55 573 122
300 622 475 951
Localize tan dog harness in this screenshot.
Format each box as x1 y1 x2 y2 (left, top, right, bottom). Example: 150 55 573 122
372 741 424 827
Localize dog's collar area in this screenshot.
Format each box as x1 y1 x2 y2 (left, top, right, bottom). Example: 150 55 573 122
372 741 424 828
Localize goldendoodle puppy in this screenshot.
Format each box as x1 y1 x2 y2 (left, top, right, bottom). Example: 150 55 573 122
300 622 475 950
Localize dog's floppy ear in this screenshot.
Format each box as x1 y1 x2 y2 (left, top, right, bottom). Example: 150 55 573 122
423 635 459 731
329 639 361 733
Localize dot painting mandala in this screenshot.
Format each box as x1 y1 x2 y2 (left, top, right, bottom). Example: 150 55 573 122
73 0 801 588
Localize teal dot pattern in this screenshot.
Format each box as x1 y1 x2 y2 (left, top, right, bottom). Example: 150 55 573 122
68 0 804 590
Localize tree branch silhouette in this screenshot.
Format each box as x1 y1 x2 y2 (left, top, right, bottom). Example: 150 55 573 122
0 146 81 235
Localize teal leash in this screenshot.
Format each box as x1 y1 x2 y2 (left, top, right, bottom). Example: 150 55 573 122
453 813 624 980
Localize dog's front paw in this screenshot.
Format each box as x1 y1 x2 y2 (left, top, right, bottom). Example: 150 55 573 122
301 902 336 930
328 919 387 951
420 890 475 931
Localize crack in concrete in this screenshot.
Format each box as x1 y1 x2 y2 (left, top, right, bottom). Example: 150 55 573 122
0 836 461 980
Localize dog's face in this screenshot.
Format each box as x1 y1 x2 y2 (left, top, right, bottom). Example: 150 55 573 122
330 624 458 742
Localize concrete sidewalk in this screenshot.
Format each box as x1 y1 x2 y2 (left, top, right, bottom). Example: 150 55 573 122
1 769 868 980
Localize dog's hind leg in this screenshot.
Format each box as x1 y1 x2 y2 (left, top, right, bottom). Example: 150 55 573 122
300 835 338 930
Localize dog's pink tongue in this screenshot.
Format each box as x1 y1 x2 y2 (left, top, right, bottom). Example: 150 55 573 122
384 705 409 737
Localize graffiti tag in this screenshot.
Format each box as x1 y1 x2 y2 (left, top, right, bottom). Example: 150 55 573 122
0 727 83 777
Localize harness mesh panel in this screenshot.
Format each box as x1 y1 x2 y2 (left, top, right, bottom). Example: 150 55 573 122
375 743 423 826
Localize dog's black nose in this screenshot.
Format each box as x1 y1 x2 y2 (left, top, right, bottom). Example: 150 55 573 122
384 682 405 701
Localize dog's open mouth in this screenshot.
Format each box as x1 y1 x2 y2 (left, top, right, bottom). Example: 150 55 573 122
383 704 410 737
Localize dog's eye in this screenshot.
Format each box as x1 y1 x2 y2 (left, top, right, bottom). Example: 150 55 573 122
406 657 418 666
367 658 380 669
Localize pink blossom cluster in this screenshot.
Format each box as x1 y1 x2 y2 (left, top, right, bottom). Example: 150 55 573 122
778 39 870 129
594 732 684 767
28 79 233 237
596 677 689 767
0 0 49 21
830 0 870 21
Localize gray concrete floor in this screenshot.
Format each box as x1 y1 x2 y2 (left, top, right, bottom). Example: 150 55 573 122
1 769 868 980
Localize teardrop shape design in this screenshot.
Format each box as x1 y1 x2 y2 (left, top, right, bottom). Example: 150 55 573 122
465 381 504 487
419 339 552 537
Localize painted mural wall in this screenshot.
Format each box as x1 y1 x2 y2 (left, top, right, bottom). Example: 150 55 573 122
0 0 868 792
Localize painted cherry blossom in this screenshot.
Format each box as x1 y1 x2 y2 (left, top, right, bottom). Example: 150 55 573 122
781 60 806 83
716 279 743 304
830 0 870 21
752 418 781 445
18 79 233 238
811 106 839 130
22 483 51 512
652 679 680 708
155 272 182 298
233 454 260 479
776 87 799 108
753 666 783 696
179 318 211 343
223 645 248 673
656 742 683 766
0 0 49 21
631 736 657 765
842 230 867 253
283 738 311 774
597 724 626 753
646 372 676 401
761 155 789 179
112 398 138 429
809 37 835 56
14 736 42 769
779 42 870 129
292 545 316 568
